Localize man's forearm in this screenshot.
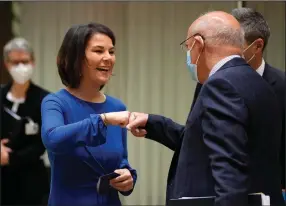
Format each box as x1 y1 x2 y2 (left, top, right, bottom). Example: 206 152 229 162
145 114 185 151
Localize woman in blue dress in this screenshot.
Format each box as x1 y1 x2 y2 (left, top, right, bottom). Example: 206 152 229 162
41 22 137 206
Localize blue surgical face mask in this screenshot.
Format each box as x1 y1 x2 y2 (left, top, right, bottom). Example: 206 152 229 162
187 50 199 82
186 42 201 82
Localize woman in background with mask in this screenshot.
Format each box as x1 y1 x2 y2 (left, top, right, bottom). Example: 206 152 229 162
1 37 50 206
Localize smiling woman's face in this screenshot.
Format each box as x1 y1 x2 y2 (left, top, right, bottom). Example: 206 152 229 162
82 33 116 87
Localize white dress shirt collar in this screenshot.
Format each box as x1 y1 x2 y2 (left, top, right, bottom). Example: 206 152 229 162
209 55 241 77
256 58 265 76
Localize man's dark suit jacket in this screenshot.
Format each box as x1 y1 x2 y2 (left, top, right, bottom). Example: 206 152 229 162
192 63 286 190
145 58 284 206
263 64 285 190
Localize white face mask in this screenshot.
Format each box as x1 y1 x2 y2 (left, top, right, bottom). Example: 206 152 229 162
9 63 34 84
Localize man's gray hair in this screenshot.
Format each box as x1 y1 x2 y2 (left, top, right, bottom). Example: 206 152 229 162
231 8 270 51
192 12 245 50
3 37 34 61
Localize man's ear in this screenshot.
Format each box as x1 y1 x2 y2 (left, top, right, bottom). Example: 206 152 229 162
193 35 204 51
255 38 264 53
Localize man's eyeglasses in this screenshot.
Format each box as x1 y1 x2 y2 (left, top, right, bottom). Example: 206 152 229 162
180 34 205 52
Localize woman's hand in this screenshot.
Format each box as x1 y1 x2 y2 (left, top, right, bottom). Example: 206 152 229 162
109 169 134 192
100 111 131 127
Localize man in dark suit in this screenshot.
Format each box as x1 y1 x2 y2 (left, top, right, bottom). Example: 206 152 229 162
126 11 284 206
231 7 285 194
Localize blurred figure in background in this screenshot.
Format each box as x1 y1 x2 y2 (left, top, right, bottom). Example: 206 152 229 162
1 37 50 205
231 7 285 199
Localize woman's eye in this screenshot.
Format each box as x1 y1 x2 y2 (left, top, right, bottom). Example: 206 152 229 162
92 50 115 55
94 50 103 53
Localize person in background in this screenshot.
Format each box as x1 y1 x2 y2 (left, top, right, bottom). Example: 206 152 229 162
231 7 285 200
1 37 50 205
41 22 137 206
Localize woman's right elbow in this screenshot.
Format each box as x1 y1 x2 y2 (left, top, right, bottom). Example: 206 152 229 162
42 129 71 154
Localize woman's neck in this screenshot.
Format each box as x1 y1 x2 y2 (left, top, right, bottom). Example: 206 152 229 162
67 83 105 103
10 81 30 99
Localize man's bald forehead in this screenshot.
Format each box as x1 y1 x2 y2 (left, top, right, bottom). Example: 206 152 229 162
188 11 240 36
186 10 244 49
199 11 239 23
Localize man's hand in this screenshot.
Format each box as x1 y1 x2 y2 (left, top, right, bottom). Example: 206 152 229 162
126 112 148 137
109 169 133 192
100 111 149 137
100 111 131 127
1 139 12 166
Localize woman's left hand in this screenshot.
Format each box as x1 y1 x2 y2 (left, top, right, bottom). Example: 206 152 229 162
109 169 133 192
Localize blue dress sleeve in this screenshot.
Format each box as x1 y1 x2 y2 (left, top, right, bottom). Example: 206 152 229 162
119 128 137 196
41 94 107 154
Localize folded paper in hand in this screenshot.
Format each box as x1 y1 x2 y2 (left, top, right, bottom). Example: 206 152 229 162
96 172 120 194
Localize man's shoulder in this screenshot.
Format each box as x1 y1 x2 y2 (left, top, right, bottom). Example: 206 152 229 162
205 62 276 103
209 61 258 88
264 64 285 107
215 57 256 79
265 63 285 82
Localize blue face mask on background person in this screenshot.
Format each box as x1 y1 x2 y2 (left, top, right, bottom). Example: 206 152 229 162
186 42 201 82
